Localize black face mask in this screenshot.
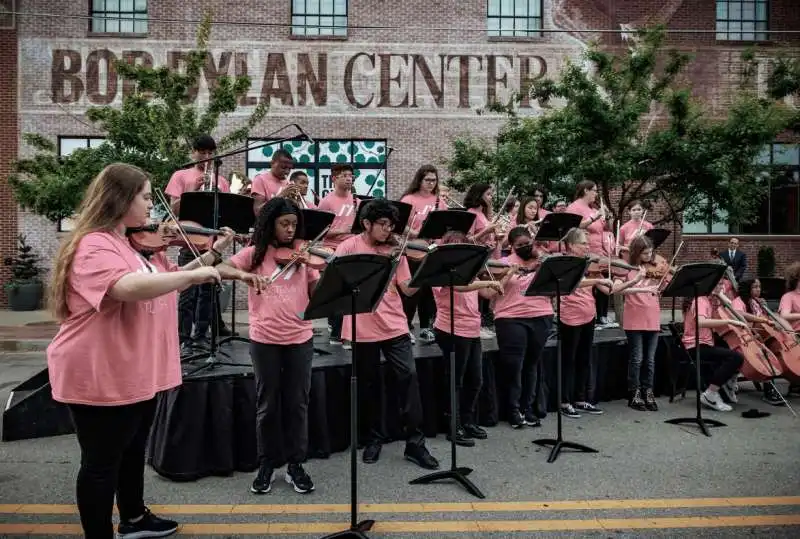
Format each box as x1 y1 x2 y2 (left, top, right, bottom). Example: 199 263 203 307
515 244 535 261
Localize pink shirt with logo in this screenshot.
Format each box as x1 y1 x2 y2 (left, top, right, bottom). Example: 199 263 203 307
433 287 481 338
228 246 318 345
560 283 597 327
165 167 230 197
251 170 288 201
618 219 653 247
682 296 714 349
318 191 359 248
47 232 182 406
622 270 660 331
468 207 498 255
566 199 604 255
779 291 800 331
492 254 554 320
400 193 440 233
335 234 412 342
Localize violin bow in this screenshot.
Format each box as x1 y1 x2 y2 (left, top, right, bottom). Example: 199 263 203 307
153 189 208 266
655 240 684 292
269 225 331 284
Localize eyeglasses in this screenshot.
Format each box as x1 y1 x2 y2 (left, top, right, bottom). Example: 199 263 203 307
374 220 395 230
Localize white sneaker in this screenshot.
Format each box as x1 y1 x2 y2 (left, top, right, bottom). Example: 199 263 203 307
479 327 496 340
701 391 732 412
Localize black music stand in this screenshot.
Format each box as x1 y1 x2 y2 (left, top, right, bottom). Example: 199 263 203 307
417 210 476 240
350 200 413 234
179 191 255 373
535 213 582 253
526 254 597 463
302 209 336 241
662 262 728 437
644 228 671 250
302 253 397 539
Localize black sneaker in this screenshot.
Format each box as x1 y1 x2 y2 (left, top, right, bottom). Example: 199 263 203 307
362 444 381 464
509 411 525 429
644 388 658 411
118 508 178 539
250 465 276 494
462 423 488 439
523 411 541 427
628 389 646 411
285 463 315 494
404 444 439 470
763 386 785 406
560 404 581 418
446 426 475 447
575 402 604 415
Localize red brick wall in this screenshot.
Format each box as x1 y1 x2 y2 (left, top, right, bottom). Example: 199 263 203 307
0 27 19 306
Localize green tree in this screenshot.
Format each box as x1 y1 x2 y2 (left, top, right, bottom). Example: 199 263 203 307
9 12 267 223
447 28 790 228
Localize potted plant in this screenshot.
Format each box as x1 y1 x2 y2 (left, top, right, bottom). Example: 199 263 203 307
757 246 776 278
3 235 44 311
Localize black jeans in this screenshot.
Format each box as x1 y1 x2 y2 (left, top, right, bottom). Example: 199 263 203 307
495 316 553 416
559 320 596 404
402 258 436 330
593 287 609 320
67 398 157 539
178 247 214 342
688 344 745 388
433 329 483 425
250 339 314 469
353 334 425 447
626 330 659 391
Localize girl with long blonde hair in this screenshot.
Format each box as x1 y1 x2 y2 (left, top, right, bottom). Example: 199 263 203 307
47 163 228 539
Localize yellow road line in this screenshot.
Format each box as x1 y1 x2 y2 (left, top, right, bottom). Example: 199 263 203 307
1 515 799 535
1 496 800 515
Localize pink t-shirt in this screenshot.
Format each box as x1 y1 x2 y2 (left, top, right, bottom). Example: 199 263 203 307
622 270 660 331
251 170 288 201
400 193 441 233
749 298 767 318
618 219 653 247
228 246 319 345
560 283 597 326
335 234 412 342
779 291 800 331
165 167 231 198
468 207 498 256
599 230 616 257
682 296 714 349
492 254 554 320
433 287 480 338
566 199 604 255
47 232 181 406
318 191 359 248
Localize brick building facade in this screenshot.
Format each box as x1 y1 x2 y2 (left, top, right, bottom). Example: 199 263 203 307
1 1 799 304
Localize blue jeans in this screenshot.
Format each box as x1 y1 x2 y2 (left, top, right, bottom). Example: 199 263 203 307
625 330 659 391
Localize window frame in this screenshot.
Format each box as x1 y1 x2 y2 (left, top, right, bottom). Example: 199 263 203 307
89 0 149 35
486 0 544 40
715 0 769 42
290 0 349 39
246 137 389 199
56 136 107 232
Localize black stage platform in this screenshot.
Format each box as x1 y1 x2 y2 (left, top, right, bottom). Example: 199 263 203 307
147 326 678 482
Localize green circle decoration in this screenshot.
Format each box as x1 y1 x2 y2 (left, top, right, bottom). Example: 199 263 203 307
336 154 348 162
318 155 331 163
298 154 312 163
372 188 384 197
376 179 385 188
328 141 340 152
364 174 376 185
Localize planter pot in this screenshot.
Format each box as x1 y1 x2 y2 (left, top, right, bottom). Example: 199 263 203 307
7 282 44 311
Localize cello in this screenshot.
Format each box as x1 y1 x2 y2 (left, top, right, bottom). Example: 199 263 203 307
712 292 783 382
753 298 800 382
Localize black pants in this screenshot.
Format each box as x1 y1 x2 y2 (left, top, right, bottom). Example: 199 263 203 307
402 258 436 330
495 316 553 416
329 314 343 340
433 329 483 425
689 344 745 388
178 247 215 343
67 398 157 539
559 320 596 404
250 339 314 468
593 287 609 320
479 297 494 328
353 334 425 447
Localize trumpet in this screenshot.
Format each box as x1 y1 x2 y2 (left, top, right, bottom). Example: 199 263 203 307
200 162 213 191
279 183 309 208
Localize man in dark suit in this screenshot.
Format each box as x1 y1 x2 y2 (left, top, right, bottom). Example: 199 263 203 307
720 237 747 281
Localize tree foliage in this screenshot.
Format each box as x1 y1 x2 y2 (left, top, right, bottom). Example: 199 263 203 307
9 12 268 223
447 28 792 227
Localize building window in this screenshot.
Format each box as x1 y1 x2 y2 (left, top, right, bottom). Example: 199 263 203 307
716 0 768 41
57 137 106 231
683 143 800 235
90 0 149 34
487 0 543 38
291 0 348 37
246 138 388 200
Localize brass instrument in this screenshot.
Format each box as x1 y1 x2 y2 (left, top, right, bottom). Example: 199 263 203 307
442 194 465 209
279 183 310 208
200 162 213 192
229 170 251 195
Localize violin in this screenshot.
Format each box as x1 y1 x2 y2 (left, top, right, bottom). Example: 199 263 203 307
483 259 539 278
753 298 800 381
643 254 677 280
712 293 783 382
274 240 335 271
127 220 246 253
585 255 638 279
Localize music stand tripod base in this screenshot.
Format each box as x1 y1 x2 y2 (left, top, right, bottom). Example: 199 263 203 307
525 254 598 463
